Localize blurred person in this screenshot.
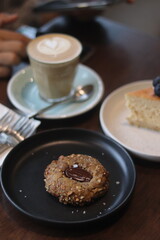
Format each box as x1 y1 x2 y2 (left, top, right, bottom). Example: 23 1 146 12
0 13 31 78
0 0 135 78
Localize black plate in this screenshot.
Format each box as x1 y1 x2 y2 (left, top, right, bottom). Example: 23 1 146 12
0 128 136 226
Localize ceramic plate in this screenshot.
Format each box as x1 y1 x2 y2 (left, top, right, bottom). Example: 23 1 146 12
100 80 160 161
1 128 136 226
7 64 104 119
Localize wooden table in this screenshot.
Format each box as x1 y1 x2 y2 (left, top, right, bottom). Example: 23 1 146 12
0 16 160 240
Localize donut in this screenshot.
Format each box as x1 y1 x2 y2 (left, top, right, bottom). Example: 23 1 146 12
44 154 109 206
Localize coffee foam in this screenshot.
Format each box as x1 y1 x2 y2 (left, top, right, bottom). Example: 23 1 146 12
37 37 71 56
27 34 82 64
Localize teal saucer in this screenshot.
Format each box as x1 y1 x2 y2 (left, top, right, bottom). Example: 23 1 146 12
7 64 104 119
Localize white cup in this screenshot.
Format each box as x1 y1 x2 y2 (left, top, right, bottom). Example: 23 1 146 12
27 33 82 102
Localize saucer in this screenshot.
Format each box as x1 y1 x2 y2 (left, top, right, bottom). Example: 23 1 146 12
7 64 104 119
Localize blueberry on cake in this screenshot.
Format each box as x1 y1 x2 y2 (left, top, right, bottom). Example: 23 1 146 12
125 76 160 131
44 154 109 206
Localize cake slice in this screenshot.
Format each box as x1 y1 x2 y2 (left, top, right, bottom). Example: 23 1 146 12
125 87 160 131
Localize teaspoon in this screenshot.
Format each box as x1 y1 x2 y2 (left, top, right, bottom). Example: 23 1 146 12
29 84 94 118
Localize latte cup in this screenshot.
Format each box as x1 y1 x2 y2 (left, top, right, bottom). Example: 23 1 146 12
27 33 82 102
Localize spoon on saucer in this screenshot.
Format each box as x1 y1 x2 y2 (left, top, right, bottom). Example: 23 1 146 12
29 84 94 118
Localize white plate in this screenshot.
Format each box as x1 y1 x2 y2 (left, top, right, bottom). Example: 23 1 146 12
7 64 104 119
100 80 160 161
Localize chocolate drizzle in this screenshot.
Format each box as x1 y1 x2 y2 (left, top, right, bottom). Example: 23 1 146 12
65 166 92 182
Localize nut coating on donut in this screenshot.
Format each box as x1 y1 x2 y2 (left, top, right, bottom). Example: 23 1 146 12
44 154 109 206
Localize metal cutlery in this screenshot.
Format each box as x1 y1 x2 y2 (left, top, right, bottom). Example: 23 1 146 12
0 109 40 156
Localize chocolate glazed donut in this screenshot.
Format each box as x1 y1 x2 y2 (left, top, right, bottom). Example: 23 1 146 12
44 154 109 206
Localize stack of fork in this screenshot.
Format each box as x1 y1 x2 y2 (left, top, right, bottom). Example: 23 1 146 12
0 103 41 166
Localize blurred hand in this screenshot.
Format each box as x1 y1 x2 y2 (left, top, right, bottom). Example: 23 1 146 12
0 13 18 26
0 13 31 78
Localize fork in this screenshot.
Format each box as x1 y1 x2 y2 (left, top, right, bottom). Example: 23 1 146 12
0 131 21 156
0 110 39 137
0 132 18 155
0 113 23 155
0 111 26 141
0 110 40 155
0 144 11 155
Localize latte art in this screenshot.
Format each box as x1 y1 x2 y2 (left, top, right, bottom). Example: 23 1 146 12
27 33 82 101
37 37 71 56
